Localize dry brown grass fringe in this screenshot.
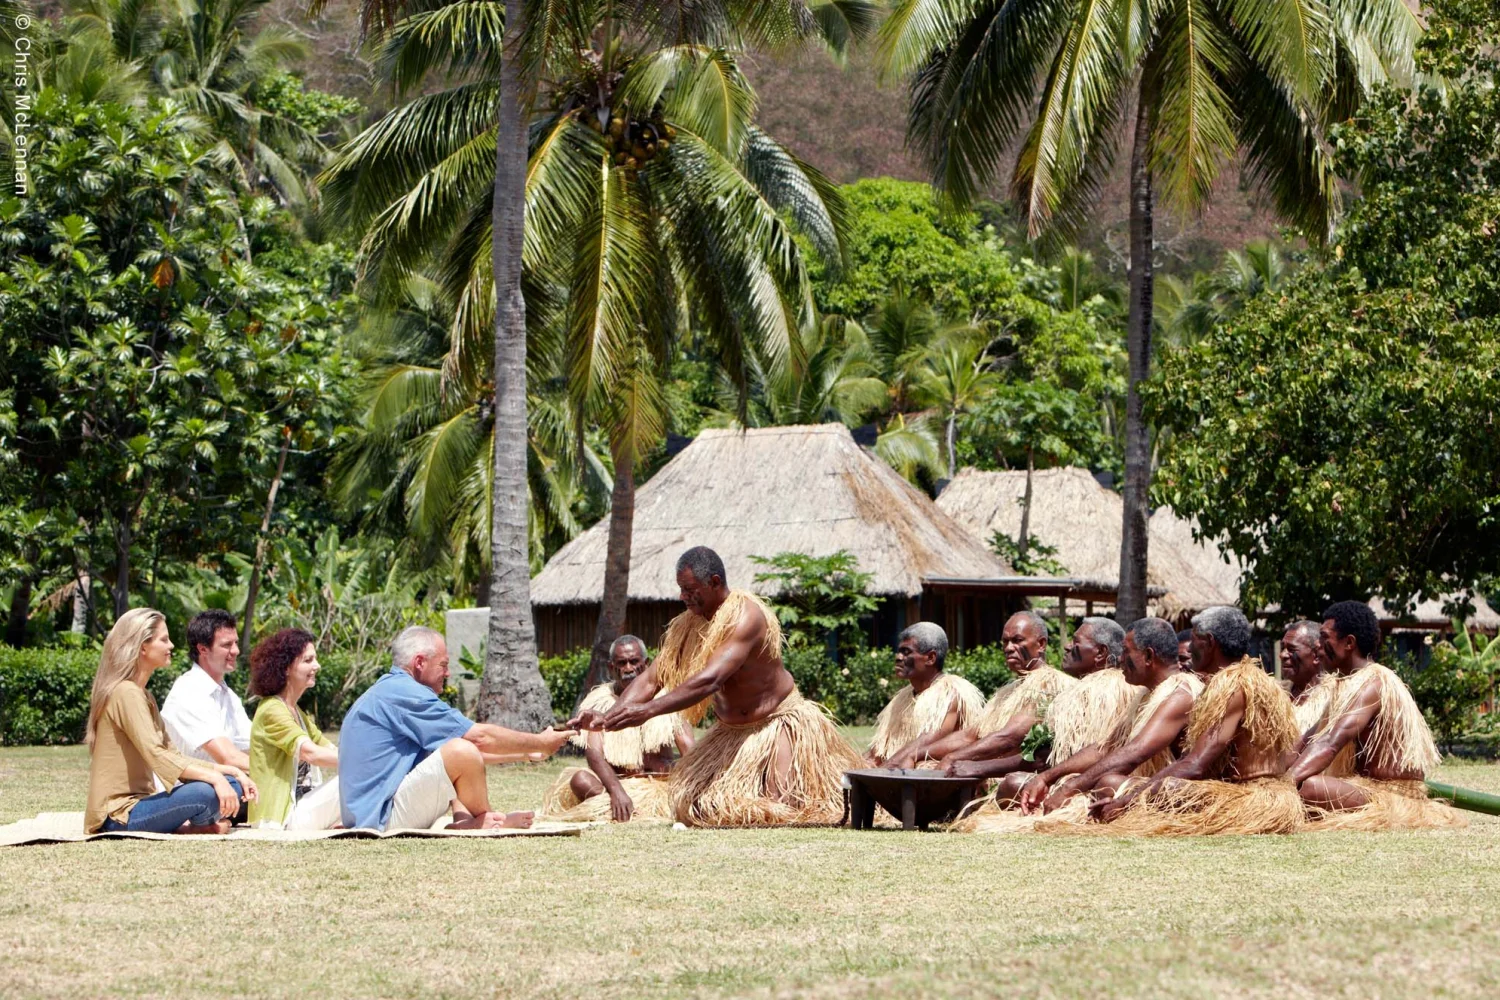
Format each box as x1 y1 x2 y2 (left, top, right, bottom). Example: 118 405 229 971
539 768 673 823
1045 668 1144 763
669 691 863 827
1306 777 1466 832
567 685 679 771
975 667 1074 737
1319 664 1442 775
1185 659 1299 756
1294 673 1338 737
1086 777 1304 836
655 590 784 726
868 673 985 761
1080 662 1302 836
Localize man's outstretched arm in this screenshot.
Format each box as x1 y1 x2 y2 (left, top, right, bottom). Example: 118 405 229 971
567 664 664 730
939 713 1037 765
884 702 964 767
598 607 763 731
1287 680 1380 786
1097 693 1243 821
1066 690 1193 794
465 723 573 759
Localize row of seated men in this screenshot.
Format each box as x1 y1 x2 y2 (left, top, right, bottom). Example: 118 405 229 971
550 558 1461 834
81 543 1461 835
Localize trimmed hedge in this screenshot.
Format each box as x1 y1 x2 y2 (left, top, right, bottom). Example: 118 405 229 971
0 647 101 745
0 645 377 746
540 649 592 719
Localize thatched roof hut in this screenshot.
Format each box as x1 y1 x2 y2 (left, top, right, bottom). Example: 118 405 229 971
935 466 1244 620
1371 595 1500 634
529 424 1013 652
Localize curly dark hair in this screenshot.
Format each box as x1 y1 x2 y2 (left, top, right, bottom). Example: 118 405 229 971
249 628 317 697
1322 600 1381 657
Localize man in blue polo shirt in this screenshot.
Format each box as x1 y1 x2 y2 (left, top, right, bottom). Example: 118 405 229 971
339 626 573 831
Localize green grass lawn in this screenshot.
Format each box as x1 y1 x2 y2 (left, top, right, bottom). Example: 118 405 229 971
3 731 1500 999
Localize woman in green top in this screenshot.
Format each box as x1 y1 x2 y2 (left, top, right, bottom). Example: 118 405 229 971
248 628 340 829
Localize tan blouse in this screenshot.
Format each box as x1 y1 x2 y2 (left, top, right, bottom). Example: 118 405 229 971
85 682 199 832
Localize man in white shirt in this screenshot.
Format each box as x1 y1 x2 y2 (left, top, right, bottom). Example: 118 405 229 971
161 610 253 773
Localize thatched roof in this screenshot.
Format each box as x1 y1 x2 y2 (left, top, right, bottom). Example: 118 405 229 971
530 424 1009 606
935 466 1245 616
1371 595 1500 632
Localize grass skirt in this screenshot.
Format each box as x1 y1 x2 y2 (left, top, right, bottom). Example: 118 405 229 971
669 691 863 827
949 790 1092 834
538 767 673 823
1306 777 1466 832
1101 777 1304 836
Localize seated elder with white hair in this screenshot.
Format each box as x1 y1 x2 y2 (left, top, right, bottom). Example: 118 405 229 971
337 626 574 831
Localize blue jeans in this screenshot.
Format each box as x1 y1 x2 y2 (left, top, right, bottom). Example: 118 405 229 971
102 776 243 834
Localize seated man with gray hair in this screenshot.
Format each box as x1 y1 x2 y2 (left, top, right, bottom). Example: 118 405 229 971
892 610 1071 770
338 626 573 831
540 634 694 822
1093 606 1303 835
865 623 983 767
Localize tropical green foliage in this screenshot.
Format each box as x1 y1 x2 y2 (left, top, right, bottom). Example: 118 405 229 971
1397 641 1496 753
1150 0 1500 615
0 92 359 632
752 550 879 649
320 4 854 576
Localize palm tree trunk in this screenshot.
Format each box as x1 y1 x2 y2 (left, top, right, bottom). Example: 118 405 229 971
240 428 291 659
581 446 635 704
71 570 90 634
477 0 555 730
1018 447 1034 566
112 514 132 618
945 413 957 479
5 572 32 647
1117 87 1155 624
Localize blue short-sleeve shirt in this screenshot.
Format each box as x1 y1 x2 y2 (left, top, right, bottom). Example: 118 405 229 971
338 667 474 830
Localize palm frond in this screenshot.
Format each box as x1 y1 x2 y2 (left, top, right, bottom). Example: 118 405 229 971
1147 0 1239 214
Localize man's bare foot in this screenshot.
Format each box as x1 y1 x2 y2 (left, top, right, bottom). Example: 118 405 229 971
179 819 232 835
447 810 534 830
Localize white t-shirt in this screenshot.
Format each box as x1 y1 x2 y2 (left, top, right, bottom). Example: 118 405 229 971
160 664 253 763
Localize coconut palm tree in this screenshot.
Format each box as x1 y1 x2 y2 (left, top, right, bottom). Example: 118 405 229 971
335 275 610 593
323 2 871 720
914 331 1000 479
879 0 1419 620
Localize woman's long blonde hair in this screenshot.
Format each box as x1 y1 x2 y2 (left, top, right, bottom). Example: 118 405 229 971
86 608 167 749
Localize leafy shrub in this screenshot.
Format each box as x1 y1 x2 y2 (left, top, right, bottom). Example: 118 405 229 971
752 551 879 652
540 649 592 721
945 645 1015 697
0 647 100 745
786 644 896 724
0 643 383 745
1397 642 1494 752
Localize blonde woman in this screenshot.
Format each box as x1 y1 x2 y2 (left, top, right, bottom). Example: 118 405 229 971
84 609 257 834
247 628 340 829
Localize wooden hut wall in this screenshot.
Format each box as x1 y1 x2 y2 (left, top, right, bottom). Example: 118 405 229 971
534 601 683 656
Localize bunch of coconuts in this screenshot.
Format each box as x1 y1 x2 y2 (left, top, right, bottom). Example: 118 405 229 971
584 109 675 180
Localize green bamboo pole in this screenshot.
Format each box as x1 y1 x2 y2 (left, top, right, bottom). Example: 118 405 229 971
1425 780 1500 815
